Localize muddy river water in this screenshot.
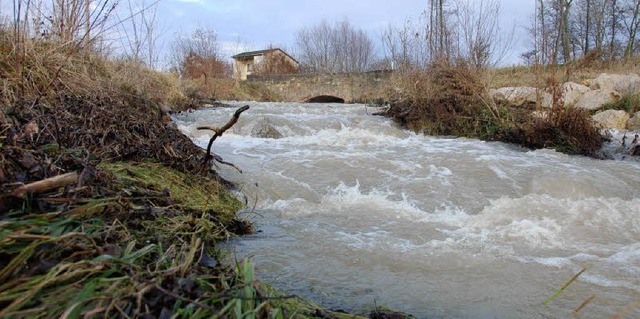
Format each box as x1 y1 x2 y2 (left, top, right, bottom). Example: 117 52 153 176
173 102 640 318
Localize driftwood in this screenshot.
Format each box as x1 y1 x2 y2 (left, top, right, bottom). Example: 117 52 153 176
11 171 79 197
197 105 250 171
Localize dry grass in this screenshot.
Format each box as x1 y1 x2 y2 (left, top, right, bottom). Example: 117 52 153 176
0 30 273 112
488 55 640 89
385 62 496 137
383 61 606 157
0 35 185 111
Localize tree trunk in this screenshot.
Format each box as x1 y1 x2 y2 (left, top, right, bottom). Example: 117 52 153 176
585 0 591 54
562 0 573 63
539 0 548 63
611 0 617 57
624 1 640 57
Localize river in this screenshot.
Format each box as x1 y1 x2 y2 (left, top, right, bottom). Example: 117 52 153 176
173 102 640 319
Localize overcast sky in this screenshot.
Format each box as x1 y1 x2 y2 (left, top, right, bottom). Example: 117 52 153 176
0 0 536 65
154 0 536 66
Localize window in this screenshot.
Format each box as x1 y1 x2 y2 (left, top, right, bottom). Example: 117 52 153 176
247 63 253 72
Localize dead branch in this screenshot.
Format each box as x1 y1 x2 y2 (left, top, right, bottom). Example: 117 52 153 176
212 154 242 173
196 126 220 134
199 105 249 169
11 171 79 197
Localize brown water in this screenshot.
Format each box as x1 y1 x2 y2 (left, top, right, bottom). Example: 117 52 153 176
174 102 640 319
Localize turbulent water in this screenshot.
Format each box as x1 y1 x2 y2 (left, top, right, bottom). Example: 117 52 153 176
173 102 640 319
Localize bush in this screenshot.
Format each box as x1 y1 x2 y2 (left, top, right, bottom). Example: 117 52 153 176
383 62 606 157
499 107 606 156
385 62 491 137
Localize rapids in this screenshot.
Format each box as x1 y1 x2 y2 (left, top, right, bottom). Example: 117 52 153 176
173 102 640 319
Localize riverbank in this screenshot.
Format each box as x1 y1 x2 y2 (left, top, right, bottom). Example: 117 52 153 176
0 30 414 317
0 98 386 318
379 61 640 158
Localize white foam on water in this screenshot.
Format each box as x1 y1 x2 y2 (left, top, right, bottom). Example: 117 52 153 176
319 181 426 219
175 102 640 318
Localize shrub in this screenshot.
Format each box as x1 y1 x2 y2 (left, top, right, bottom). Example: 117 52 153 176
383 62 606 157
385 62 492 137
499 107 606 156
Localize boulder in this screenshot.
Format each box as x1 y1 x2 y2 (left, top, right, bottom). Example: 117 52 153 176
574 89 621 111
489 89 504 101
561 82 590 107
614 73 640 95
494 86 551 108
252 121 283 139
592 110 630 130
590 73 640 95
590 73 625 91
627 112 640 131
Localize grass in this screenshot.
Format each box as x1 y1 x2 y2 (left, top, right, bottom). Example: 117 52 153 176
104 162 242 221
0 160 245 317
1 158 386 318
597 93 640 115
488 55 640 89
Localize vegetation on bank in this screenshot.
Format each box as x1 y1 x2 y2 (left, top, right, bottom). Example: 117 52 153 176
381 61 615 157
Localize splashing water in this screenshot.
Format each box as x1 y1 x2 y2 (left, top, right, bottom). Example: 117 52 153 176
174 102 640 318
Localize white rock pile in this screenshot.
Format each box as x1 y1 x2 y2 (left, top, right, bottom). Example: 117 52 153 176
492 73 640 130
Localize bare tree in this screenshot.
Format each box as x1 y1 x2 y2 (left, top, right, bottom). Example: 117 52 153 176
170 26 229 80
428 0 454 62
381 17 432 71
8 0 116 46
560 0 573 63
117 0 164 68
295 18 374 73
45 0 116 44
456 0 513 69
621 0 640 56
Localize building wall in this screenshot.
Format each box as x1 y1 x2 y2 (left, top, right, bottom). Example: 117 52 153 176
233 58 252 81
233 49 299 81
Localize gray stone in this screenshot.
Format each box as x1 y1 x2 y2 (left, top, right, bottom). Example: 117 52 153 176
561 82 590 107
590 73 640 95
592 110 630 130
252 121 283 139
494 86 551 108
590 73 625 91
627 112 640 131
614 73 640 95
575 89 621 111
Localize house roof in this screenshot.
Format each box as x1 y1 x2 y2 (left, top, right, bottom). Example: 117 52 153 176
231 48 299 64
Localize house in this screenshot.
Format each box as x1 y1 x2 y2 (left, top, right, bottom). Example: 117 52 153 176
232 48 299 80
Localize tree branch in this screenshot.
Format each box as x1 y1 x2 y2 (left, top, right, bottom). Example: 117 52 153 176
200 105 249 169
11 172 79 197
